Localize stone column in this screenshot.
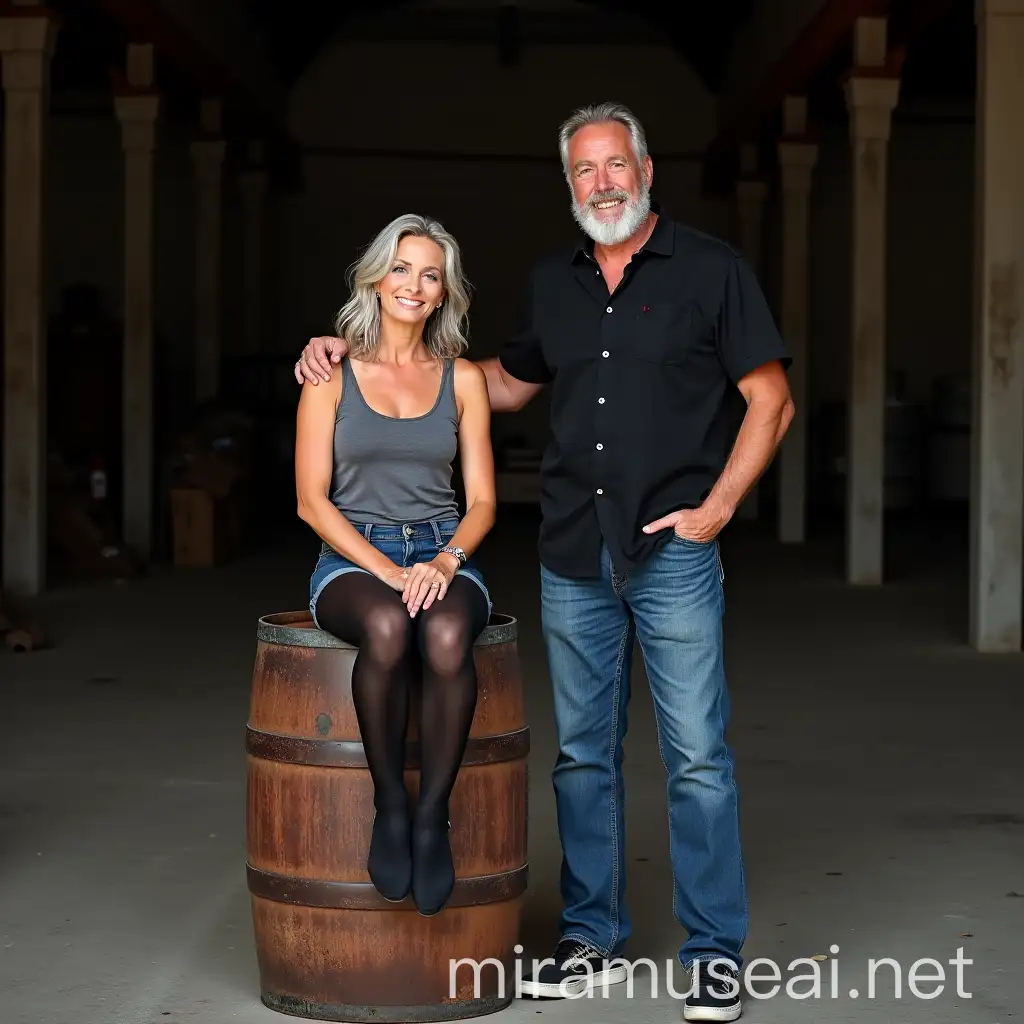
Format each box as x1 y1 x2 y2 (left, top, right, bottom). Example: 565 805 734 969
191 98 225 401
114 44 159 559
735 144 768 278
843 17 900 584
970 0 1024 652
734 143 768 521
777 96 818 544
239 141 268 354
0 2 56 597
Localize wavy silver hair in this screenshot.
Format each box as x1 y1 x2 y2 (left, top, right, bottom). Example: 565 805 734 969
557 101 649 180
333 213 472 361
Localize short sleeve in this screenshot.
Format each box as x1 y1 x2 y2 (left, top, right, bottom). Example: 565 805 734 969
497 272 554 385
715 255 791 383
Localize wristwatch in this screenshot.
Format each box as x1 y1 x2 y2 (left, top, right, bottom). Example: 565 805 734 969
440 545 467 566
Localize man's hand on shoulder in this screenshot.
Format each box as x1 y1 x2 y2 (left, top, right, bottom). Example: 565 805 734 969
294 336 348 385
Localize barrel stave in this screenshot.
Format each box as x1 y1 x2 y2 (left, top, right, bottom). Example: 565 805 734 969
252 898 521 1021
247 760 526 881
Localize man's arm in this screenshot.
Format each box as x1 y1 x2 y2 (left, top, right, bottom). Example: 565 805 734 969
643 361 793 543
707 360 793 512
295 336 543 414
477 356 545 413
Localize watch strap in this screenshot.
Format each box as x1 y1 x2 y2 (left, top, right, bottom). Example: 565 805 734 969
440 545 466 566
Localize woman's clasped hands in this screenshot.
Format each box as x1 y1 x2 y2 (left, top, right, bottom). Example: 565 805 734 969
379 556 456 617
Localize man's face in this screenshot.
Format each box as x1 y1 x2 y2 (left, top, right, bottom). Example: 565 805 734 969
566 121 653 246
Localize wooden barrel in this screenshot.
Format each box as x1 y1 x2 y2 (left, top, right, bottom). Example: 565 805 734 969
245 610 529 1022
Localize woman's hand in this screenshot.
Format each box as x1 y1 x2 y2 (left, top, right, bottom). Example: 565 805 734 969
378 563 410 592
403 555 457 616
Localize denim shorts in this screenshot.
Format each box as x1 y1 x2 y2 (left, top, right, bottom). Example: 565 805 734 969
309 517 492 626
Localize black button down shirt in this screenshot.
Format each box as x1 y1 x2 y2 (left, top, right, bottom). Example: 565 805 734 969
498 203 791 578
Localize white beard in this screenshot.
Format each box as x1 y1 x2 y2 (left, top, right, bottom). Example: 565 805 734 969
571 177 652 245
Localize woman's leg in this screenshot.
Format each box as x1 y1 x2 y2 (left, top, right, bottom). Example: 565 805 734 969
314 572 417 901
411 576 490 914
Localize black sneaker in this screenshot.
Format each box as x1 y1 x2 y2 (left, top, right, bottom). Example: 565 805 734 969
682 960 742 1021
518 938 628 998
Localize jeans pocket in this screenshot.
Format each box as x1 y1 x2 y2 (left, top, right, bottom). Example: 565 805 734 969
670 532 712 547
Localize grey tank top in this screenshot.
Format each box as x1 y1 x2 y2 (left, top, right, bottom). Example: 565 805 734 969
329 356 460 525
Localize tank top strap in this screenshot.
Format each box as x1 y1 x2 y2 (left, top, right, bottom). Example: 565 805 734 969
440 357 457 414
336 355 353 417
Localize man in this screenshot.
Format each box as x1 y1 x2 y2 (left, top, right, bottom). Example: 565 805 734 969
295 102 793 1022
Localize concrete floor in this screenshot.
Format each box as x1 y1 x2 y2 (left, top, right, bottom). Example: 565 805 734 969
1 509 1021 1024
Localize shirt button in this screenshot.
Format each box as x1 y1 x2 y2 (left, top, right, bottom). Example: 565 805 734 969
596 488 603 495
596 443 603 450
602 350 609 358
606 306 613 313
598 397 605 404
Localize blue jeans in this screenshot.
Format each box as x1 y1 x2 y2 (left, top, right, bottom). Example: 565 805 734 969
539 533 745 970
309 517 492 625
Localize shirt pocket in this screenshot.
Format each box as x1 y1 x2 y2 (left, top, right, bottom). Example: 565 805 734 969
630 300 700 366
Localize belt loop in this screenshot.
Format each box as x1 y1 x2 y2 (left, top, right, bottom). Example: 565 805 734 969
429 520 442 546
363 523 373 541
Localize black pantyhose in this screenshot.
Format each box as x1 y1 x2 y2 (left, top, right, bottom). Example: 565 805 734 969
313 570 489 914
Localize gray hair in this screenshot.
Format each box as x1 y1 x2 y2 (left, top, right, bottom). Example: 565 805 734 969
557 101 649 180
333 213 472 361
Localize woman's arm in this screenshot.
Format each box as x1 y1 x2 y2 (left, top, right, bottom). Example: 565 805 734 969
449 358 497 554
294 373 408 589
403 359 497 615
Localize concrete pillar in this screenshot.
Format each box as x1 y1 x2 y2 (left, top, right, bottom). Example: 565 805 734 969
734 143 768 521
777 97 818 544
969 0 1024 652
239 141 268 354
114 44 159 559
0 3 56 597
735 144 768 279
843 18 900 584
191 98 225 401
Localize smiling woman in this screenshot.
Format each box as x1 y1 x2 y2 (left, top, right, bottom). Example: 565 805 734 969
292 212 497 919
332 212 473 363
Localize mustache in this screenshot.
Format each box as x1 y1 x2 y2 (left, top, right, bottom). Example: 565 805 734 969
585 189 631 209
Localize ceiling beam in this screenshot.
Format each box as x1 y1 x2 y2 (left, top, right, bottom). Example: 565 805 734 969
702 0 891 194
91 0 294 152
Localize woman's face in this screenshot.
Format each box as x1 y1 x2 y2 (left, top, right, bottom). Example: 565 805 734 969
377 235 446 326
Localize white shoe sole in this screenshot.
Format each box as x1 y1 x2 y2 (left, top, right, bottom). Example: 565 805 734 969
682 1000 742 1021
520 965 629 998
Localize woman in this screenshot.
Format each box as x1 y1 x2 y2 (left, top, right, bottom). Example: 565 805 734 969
295 214 496 917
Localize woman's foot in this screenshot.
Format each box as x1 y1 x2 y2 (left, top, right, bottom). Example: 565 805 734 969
411 810 454 916
368 806 412 902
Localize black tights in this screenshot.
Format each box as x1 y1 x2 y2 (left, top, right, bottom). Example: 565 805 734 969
314 571 489 914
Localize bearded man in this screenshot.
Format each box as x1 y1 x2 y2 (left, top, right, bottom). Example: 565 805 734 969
295 101 794 1022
